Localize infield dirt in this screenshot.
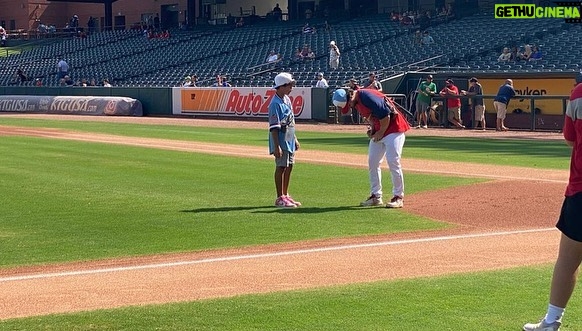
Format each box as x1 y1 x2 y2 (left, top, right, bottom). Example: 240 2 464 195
0 114 568 320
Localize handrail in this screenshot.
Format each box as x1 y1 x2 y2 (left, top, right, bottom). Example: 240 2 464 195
406 54 444 68
432 93 570 131
246 58 282 71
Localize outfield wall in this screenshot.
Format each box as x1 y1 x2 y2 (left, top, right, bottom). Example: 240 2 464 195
1 71 578 130
0 86 331 120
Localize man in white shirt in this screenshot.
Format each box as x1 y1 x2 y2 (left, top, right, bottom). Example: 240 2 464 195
0 26 7 47
266 50 280 63
329 41 340 70
315 73 329 88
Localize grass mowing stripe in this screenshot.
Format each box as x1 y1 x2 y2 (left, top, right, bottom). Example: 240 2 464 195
2 265 580 330
0 117 571 169
0 136 479 268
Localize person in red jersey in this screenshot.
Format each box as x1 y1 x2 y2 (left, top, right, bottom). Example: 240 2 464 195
523 72 582 331
348 88 410 208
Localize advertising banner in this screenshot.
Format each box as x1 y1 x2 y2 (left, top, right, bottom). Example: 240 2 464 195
479 78 574 115
0 95 143 116
172 87 312 119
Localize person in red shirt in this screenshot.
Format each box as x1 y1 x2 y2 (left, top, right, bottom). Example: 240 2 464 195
439 78 465 129
523 73 582 331
347 88 410 208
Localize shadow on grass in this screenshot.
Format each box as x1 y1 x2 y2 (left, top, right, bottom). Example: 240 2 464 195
181 206 367 213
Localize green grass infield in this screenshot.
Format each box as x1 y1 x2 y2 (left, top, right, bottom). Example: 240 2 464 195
0 136 480 268
0 117 571 169
2 265 581 330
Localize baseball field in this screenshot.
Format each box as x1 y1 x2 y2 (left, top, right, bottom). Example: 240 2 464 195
0 114 581 330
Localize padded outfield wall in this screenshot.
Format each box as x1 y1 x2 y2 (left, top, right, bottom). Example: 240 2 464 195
0 71 576 130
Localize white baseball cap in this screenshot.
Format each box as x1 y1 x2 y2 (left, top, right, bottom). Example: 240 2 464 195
273 72 295 88
330 41 336 46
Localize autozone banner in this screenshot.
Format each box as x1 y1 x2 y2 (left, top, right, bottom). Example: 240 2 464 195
0 95 143 116
172 87 312 119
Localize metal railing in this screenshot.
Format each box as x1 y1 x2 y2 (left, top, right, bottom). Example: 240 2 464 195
432 94 570 131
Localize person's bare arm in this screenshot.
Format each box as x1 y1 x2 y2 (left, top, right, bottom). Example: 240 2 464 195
271 129 282 158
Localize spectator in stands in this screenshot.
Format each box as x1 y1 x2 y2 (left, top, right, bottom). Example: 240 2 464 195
521 44 533 61
0 26 7 47
445 3 455 19
235 17 245 28
510 46 523 62
439 78 465 129
306 48 316 60
89 78 97 87
16 69 29 84
34 78 43 87
69 15 79 32
63 75 74 86
300 45 315 60
529 46 543 61
273 3 283 21
183 76 194 87
438 6 448 17
293 48 303 62
413 30 422 46
329 41 340 70
364 72 382 91
57 58 69 80
314 72 328 88
190 75 198 87
498 47 512 62
87 16 96 34
161 30 171 38
323 20 331 31
493 79 516 131
421 31 434 45
302 23 315 34
213 75 231 87
266 50 281 63
102 79 112 87
154 14 160 30
38 23 48 34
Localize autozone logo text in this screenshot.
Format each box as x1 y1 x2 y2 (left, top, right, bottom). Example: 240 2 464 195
225 89 304 116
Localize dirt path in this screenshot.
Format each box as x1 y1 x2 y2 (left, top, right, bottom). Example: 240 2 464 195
0 115 568 320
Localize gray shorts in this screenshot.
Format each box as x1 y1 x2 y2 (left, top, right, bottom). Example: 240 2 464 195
416 100 430 114
275 150 295 167
556 192 582 242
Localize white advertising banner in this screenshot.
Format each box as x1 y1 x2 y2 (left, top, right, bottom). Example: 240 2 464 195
172 87 312 119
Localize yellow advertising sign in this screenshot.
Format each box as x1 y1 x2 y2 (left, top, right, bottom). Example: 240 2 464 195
479 78 574 115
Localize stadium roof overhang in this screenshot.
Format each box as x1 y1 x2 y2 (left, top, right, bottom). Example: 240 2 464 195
48 0 118 3
48 0 119 29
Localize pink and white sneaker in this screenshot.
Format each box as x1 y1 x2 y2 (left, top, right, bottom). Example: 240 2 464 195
285 195 301 206
275 196 297 208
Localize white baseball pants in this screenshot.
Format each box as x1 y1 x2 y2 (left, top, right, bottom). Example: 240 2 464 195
368 132 406 198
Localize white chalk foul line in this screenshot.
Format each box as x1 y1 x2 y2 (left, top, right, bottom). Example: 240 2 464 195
0 228 556 283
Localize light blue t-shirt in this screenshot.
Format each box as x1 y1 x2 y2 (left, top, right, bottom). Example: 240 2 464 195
268 94 296 154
